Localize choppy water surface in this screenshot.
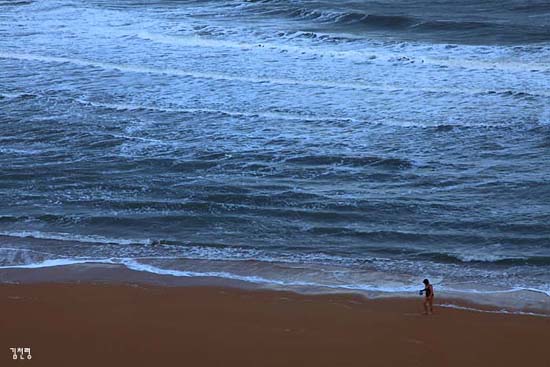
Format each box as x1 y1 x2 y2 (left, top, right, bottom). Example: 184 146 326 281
1 0 549 309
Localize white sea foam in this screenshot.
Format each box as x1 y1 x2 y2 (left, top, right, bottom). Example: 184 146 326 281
0 247 56 257
0 229 356 266
135 31 377 61
0 52 415 93
2 52 548 97
1 255 548 299
1 256 548 317
453 253 522 263
0 92 25 99
0 147 43 155
136 31 550 74
1 231 549 301
0 258 117 269
68 98 517 129
0 230 150 246
120 259 424 294
437 303 550 318
77 99 359 123
421 54 550 73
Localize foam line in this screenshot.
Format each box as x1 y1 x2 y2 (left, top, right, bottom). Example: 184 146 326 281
437 303 550 318
1 257 549 304
1 257 548 317
0 51 390 91
423 57 550 73
119 259 423 293
77 99 360 123
135 31 374 61
2 52 548 97
0 92 25 99
0 230 150 246
0 258 117 269
136 32 550 73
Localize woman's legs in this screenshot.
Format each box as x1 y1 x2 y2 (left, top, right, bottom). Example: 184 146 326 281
423 298 434 315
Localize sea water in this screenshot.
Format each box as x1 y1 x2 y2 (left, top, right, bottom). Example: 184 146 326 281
1 0 549 311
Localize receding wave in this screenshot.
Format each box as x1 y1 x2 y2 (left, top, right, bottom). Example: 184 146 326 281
1 231 550 311
437 304 550 318
1 254 550 308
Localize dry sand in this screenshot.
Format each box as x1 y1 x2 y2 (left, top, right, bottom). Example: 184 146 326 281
1 281 549 367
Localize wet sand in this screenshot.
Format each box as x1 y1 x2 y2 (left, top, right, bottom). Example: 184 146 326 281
1 279 549 366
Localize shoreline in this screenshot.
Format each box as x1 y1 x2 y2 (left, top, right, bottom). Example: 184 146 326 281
2 278 550 366
1 234 549 316
1 263 549 317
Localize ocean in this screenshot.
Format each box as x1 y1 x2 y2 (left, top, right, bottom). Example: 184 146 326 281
1 0 549 308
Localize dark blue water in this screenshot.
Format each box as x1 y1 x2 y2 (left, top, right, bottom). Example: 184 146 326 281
1 0 550 305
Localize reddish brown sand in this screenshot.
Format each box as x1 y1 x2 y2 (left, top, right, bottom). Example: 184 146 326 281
1 282 549 367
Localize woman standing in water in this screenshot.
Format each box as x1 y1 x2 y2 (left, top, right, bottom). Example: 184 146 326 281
420 279 434 315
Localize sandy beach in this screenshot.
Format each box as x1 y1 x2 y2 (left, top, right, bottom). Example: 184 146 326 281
1 268 549 367
2 1 549 366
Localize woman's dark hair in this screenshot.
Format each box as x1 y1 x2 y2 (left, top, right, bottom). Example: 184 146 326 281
423 279 429 285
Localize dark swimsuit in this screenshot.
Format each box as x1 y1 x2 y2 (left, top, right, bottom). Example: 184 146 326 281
425 285 432 298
